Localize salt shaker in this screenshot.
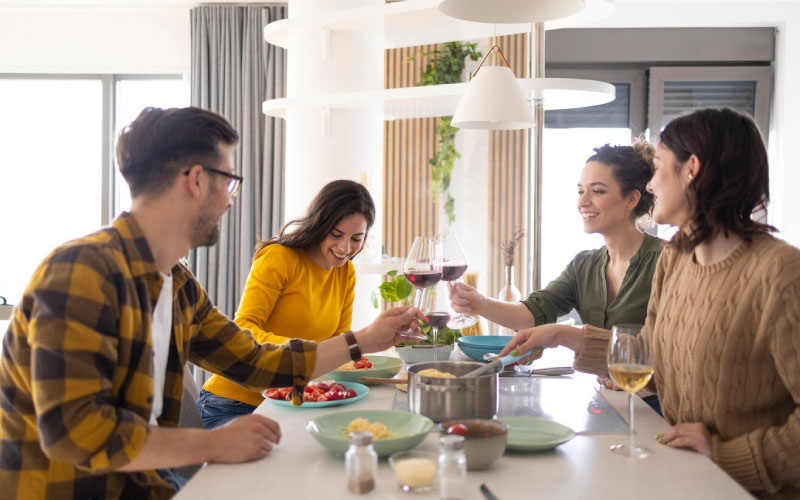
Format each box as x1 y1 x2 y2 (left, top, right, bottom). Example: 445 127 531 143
345 431 378 494
438 435 467 499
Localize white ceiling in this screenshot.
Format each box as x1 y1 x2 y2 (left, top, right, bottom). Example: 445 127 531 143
1 0 798 28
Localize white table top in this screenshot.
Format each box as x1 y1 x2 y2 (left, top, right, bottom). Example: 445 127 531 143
175 355 751 500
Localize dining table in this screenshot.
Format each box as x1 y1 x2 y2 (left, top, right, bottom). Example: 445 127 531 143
174 347 752 500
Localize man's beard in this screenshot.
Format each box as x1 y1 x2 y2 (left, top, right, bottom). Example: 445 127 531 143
190 189 222 247
190 211 220 248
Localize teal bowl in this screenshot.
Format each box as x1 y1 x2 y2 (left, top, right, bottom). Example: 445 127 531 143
457 336 514 362
306 409 434 457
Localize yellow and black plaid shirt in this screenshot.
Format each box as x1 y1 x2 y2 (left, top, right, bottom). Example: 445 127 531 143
0 213 317 500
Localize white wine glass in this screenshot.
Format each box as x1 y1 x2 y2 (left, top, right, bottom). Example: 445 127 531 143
438 232 478 329
607 324 653 458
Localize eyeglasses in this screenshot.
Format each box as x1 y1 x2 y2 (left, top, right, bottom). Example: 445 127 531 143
186 165 243 198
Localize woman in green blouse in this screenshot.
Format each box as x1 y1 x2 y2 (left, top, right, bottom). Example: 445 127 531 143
451 142 661 335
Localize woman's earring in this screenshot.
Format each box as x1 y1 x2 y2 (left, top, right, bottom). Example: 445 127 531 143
687 173 694 181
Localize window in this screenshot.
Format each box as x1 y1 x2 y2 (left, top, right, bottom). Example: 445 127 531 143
0 75 186 333
540 70 644 289
0 77 103 319
648 66 772 141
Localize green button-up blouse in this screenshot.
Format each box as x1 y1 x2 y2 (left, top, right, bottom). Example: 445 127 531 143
522 233 663 329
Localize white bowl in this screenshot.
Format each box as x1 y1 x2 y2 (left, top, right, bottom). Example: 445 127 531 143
394 344 455 364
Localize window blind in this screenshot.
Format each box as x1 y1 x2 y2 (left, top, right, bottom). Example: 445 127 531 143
660 80 756 129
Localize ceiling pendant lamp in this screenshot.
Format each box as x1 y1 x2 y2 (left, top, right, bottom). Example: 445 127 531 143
451 44 533 130
439 0 585 24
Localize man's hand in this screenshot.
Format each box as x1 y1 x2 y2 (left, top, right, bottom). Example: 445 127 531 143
657 422 712 457
208 414 282 463
356 306 423 353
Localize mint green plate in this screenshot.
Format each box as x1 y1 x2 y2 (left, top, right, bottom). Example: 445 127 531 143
306 409 434 457
323 355 403 383
498 416 576 452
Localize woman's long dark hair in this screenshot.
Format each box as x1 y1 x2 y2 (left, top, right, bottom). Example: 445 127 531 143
254 179 376 258
659 107 775 252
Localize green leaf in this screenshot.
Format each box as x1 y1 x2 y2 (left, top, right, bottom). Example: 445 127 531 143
395 276 414 300
370 290 379 309
386 270 398 277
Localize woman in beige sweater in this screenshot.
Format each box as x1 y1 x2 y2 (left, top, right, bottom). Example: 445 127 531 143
499 108 800 498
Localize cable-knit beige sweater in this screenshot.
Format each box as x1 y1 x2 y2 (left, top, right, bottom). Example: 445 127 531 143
574 234 800 499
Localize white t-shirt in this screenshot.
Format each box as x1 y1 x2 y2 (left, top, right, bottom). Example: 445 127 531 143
149 272 173 426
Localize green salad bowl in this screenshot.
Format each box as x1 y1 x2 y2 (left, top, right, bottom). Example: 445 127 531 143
323 355 404 383
306 409 434 457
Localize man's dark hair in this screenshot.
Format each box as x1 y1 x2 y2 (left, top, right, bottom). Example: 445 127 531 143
659 107 775 252
115 107 239 198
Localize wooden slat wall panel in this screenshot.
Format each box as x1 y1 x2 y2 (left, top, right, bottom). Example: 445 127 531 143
488 34 530 319
383 45 440 260
384 37 530 328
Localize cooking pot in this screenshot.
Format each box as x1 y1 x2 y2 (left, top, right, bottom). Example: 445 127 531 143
407 361 499 421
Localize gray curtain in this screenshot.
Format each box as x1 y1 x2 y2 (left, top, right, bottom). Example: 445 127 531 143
189 5 286 384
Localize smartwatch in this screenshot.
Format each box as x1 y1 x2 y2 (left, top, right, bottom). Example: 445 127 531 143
342 330 362 362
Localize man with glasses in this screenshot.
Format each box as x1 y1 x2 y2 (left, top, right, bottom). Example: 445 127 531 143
0 107 421 500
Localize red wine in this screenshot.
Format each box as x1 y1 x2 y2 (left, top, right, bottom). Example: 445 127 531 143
405 271 442 288
441 264 467 281
424 312 451 328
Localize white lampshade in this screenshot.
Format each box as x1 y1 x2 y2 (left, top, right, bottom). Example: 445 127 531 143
452 66 533 130
439 0 585 23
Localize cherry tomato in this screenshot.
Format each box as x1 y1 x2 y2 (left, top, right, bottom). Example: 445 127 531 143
345 389 357 399
447 423 469 436
315 383 329 392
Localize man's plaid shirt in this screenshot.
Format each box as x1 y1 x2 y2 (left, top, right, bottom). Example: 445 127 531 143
0 213 316 500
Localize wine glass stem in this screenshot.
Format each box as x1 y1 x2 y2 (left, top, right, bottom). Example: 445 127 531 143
432 327 439 361
628 393 635 450
413 287 424 309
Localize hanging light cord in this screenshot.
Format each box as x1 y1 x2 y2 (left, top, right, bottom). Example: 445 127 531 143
470 44 512 79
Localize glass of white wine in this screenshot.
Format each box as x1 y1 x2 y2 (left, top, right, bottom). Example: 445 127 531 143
607 324 653 458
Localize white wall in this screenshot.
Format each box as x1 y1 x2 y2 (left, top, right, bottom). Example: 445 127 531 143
0 5 190 74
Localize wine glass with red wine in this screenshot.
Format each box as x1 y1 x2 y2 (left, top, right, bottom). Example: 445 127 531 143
420 286 450 362
439 232 478 329
399 237 443 340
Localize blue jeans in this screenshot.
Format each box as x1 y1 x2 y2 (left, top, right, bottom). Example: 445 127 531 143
157 468 187 491
643 395 663 417
196 389 258 429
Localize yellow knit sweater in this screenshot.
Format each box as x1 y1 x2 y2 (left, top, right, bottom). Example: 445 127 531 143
203 244 355 406
575 235 800 499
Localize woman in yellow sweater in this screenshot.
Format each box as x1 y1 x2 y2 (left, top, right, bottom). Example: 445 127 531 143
197 179 375 428
500 108 800 498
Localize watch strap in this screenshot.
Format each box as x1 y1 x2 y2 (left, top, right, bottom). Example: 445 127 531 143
342 330 362 362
